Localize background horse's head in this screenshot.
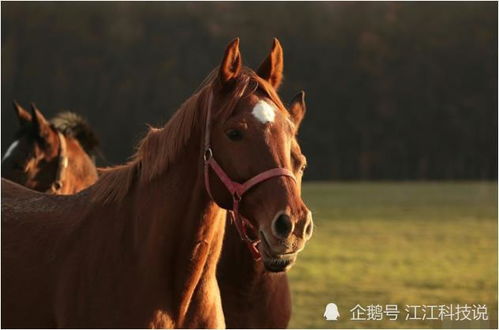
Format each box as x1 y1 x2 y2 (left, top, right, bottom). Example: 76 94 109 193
1 102 98 194
206 38 313 272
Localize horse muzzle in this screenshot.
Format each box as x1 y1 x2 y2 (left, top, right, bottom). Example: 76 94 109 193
258 230 302 272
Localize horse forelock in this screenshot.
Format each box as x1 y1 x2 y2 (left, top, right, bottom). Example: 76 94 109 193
214 67 288 121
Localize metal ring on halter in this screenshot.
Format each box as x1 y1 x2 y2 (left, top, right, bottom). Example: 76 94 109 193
203 148 213 162
233 192 242 202
52 180 63 191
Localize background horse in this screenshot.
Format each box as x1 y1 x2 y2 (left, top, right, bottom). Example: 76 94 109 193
2 38 312 328
218 77 308 330
2 102 99 194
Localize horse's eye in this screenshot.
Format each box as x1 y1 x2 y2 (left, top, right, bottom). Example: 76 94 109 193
300 163 307 172
226 129 243 141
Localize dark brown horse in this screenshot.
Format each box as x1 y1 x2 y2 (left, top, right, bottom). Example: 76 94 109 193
2 38 312 328
218 88 308 328
2 102 98 194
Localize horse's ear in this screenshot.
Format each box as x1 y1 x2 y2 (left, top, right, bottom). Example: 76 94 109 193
257 38 284 90
288 90 306 129
30 103 52 142
13 101 32 126
219 38 242 87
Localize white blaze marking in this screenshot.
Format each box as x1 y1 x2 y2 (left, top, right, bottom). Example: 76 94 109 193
2 140 19 162
252 100 276 124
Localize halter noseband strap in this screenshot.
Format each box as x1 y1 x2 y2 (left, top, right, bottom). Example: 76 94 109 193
50 132 68 193
203 82 296 260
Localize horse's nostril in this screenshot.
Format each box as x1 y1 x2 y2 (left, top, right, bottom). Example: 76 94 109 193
305 220 313 238
273 213 293 239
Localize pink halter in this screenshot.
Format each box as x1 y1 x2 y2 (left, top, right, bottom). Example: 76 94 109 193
203 81 296 260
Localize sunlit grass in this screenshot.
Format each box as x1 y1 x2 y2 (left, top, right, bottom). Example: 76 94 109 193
288 182 497 328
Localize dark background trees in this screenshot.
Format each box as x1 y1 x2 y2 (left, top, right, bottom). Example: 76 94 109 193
2 2 497 180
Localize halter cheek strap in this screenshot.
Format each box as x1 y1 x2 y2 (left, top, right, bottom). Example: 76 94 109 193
203 86 297 260
49 132 68 193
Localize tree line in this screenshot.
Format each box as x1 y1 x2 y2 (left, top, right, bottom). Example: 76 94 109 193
2 2 497 180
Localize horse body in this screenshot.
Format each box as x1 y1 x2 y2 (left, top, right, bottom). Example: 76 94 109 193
2 141 226 328
2 182 70 327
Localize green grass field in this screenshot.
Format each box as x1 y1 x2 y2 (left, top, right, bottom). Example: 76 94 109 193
287 182 497 328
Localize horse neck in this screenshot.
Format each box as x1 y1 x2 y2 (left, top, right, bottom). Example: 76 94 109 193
90 130 226 326
218 222 268 294
218 223 291 328
150 143 225 325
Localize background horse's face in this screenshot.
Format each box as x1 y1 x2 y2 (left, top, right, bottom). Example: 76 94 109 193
2 103 61 192
209 39 313 272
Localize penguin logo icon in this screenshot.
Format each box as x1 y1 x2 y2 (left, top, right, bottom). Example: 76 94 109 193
324 303 340 320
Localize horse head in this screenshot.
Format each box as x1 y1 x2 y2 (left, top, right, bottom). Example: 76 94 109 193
2 102 97 194
205 38 313 272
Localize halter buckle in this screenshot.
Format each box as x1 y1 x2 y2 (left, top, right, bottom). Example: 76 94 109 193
203 148 213 162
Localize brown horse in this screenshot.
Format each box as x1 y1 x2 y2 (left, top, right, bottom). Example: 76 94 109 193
2 38 312 328
218 91 308 328
2 102 98 194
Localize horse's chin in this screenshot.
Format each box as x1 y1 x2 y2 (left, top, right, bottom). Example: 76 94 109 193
262 254 296 273
258 231 297 272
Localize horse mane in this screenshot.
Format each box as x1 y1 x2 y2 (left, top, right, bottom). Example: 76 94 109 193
50 112 100 156
91 67 288 205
